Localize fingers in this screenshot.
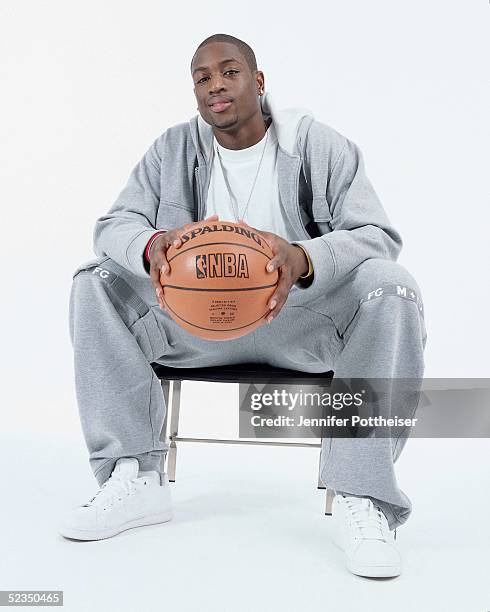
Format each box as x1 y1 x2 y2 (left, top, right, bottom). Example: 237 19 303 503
173 214 220 250
158 249 170 276
241 220 277 255
266 251 287 274
266 256 293 323
147 233 172 277
150 262 167 311
156 216 220 310
149 237 172 312
149 263 160 294
170 236 182 250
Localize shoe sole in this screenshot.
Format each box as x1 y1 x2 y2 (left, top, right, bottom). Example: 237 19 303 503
332 537 401 578
348 561 401 578
59 510 173 541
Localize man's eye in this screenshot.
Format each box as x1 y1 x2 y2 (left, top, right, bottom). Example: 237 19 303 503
197 68 240 85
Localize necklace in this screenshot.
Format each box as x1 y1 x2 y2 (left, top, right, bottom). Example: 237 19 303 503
215 125 270 224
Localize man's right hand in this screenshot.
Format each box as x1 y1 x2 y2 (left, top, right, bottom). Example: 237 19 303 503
149 214 219 312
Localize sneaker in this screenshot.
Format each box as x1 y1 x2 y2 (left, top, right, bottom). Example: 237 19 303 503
58 458 172 541
332 494 401 577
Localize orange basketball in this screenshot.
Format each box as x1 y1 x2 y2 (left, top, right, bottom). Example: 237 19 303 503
160 220 279 341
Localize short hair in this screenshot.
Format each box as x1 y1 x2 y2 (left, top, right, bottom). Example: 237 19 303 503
191 33 257 73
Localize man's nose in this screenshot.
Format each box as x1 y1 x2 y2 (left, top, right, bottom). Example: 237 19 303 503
208 73 226 92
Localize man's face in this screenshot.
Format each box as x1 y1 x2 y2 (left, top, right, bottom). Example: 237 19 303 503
191 42 264 132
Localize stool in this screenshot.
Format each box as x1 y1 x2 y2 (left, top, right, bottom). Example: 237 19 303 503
151 362 336 515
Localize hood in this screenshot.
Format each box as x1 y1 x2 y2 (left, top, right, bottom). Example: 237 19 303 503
191 91 314 164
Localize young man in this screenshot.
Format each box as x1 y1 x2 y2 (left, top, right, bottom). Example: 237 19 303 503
60 34 427 578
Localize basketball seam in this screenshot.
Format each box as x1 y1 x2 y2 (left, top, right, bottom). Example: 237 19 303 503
163 283 277 292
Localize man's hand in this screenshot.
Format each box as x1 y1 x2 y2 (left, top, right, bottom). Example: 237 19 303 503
238 221 310 324
148 214 219 312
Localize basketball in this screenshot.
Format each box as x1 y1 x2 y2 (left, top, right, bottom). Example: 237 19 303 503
160 220 279 341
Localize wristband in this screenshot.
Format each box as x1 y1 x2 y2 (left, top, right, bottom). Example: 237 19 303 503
144 230 167 263
293 244 314 279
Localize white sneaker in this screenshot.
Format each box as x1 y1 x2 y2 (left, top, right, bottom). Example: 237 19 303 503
58 458 172 541
332 494 401 577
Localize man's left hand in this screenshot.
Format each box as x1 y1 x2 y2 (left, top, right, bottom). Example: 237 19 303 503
240 222 309 324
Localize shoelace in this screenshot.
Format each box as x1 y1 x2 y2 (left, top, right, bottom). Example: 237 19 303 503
83 473 147 509
344 497 387 541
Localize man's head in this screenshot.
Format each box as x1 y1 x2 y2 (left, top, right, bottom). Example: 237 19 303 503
191 34 265 134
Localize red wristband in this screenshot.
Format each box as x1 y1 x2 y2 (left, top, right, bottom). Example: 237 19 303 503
144 230 167 263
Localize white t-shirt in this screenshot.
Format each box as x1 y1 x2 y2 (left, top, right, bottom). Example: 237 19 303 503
205 122 297 242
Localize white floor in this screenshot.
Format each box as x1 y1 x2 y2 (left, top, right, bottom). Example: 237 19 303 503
1 433 488 612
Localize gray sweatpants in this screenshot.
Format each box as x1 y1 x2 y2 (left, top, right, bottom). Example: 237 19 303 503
69 255 426 530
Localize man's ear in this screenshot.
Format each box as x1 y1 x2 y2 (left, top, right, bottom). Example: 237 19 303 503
255 70 265 94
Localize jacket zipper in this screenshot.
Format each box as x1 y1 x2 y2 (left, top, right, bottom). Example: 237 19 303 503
295 160 311 240
194 166 203 221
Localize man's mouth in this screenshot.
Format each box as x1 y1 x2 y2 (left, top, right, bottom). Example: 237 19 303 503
209 100 233 113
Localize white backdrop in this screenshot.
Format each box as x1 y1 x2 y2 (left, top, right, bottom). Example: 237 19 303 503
1 2 489 610
0 0 488 435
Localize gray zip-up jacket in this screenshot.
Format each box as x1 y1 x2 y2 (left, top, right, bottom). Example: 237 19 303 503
93 92 402 302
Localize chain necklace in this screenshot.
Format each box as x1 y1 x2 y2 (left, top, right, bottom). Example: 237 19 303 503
215 125 270 224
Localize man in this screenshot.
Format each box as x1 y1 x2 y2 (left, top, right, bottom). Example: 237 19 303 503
60 33 427 578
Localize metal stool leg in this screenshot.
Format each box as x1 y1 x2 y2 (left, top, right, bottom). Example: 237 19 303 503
167 380 182 482
318 440 333 516
325 489 335 515
159 379 171 473
317 450 326 489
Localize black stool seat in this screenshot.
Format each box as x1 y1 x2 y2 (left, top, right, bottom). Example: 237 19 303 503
151 362 334 385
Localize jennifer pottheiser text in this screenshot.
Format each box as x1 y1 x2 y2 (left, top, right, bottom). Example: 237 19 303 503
249 415 418 428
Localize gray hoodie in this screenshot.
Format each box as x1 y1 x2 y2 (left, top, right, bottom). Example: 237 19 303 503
93 92 402 301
